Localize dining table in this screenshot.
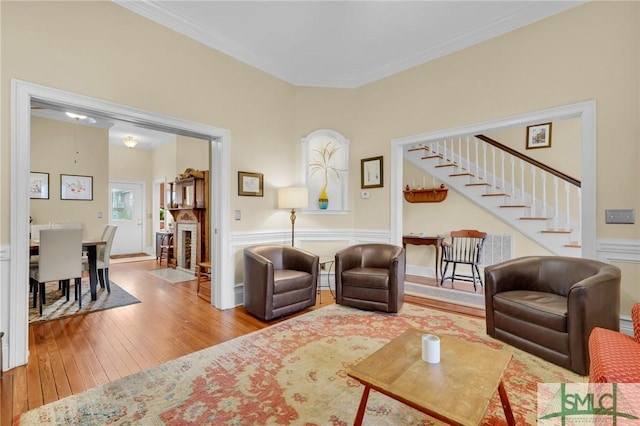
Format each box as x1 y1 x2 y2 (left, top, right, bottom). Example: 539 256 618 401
30 239 107 301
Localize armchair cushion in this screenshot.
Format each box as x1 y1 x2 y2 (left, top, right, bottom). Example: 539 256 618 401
493 290 568 332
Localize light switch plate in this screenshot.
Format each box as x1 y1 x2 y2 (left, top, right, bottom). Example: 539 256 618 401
605 209 635 224
234 209 241 220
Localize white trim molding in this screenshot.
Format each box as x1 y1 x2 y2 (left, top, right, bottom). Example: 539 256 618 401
8 79 232 370
391 100 597 258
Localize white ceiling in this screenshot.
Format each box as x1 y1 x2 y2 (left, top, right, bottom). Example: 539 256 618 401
115 0 584 88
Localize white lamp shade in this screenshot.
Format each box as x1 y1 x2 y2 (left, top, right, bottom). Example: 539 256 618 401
278 187 308 209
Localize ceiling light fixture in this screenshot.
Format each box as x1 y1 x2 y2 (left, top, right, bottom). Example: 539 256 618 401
65 112 87 120
123 136 139 149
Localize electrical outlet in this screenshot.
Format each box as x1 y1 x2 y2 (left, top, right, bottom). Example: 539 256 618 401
605 209 635 224
361 191 370 199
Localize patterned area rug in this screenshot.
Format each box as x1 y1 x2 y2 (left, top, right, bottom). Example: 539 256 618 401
28 280 141 324
147 267 195 284
16 304 585 425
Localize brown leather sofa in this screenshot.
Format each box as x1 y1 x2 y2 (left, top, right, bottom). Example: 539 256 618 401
335 243 405 313
485 256 621 375
243 245 319 321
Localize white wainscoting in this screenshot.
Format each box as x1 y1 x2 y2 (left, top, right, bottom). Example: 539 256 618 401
597 239 640 336
1 243 10 372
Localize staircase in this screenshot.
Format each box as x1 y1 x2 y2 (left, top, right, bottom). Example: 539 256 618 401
404 135 582 257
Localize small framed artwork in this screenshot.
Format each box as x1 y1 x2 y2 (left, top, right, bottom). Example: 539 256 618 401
61 174 93 200
29 172 49 199
238 171 264 197
361 156 383 189
526 122 552 149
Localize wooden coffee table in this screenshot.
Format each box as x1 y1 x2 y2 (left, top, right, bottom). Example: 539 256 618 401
348 328 515 425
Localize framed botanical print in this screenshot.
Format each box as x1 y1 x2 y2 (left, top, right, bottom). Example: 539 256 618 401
238 171 264 197
361 156 383 189
61 174 93 200
29 172 49 199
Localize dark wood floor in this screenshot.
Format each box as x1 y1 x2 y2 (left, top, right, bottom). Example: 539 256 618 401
1 259 482 423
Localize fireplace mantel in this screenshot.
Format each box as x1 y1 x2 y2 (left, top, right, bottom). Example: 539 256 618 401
167 169 210 270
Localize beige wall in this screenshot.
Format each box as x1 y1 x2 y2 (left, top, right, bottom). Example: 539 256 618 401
2 2 640 310
349 1 638 241
30 117 108 239
176 135 209 174
1 0 296 241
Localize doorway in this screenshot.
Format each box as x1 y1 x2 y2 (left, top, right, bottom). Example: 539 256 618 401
8 79 233 370
109 181 144 255
390 100 597 258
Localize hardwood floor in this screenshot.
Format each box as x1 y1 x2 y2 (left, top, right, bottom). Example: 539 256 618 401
1 259 482 423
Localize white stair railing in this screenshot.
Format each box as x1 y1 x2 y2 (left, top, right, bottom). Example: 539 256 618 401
405 134 582 252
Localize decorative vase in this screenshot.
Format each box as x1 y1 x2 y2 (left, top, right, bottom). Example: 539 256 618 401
318 185 329 209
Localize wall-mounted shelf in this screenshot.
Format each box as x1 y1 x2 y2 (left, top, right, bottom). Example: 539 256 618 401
403 186 448 203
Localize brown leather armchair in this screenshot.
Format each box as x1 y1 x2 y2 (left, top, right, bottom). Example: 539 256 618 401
485 256 621 375
335 243 405 313
243 245 319 321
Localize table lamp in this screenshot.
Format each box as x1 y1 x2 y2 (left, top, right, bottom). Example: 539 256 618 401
278 187 308 246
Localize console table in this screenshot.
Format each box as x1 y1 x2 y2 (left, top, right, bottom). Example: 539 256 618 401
402 235 444 282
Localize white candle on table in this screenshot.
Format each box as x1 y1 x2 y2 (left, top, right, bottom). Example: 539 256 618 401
422 334 440 364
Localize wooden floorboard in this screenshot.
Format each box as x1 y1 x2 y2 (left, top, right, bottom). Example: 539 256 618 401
1 259 482 420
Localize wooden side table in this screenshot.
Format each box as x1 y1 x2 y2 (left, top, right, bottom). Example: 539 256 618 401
196 262 211 297
402 235 444 282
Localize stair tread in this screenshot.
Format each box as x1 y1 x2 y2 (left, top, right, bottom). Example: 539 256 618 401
450 173 474 177
465 183 491 187
500 205 527 208
482 193 508 197
421 155 442 159
435 163 457 168
520 217 551 220
541 229 572 234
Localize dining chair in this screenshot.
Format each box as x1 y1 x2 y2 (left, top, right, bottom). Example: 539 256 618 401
96 225 118 292
440 229 487 291
81 224 117 292
29 228 84 316
29 223 52 266
53 222 84 231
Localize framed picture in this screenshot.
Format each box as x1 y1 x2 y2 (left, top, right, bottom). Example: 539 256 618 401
29 172 49 199
238 171 264 197
361 156 383 189
60 174 93 200
526 122 552 149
